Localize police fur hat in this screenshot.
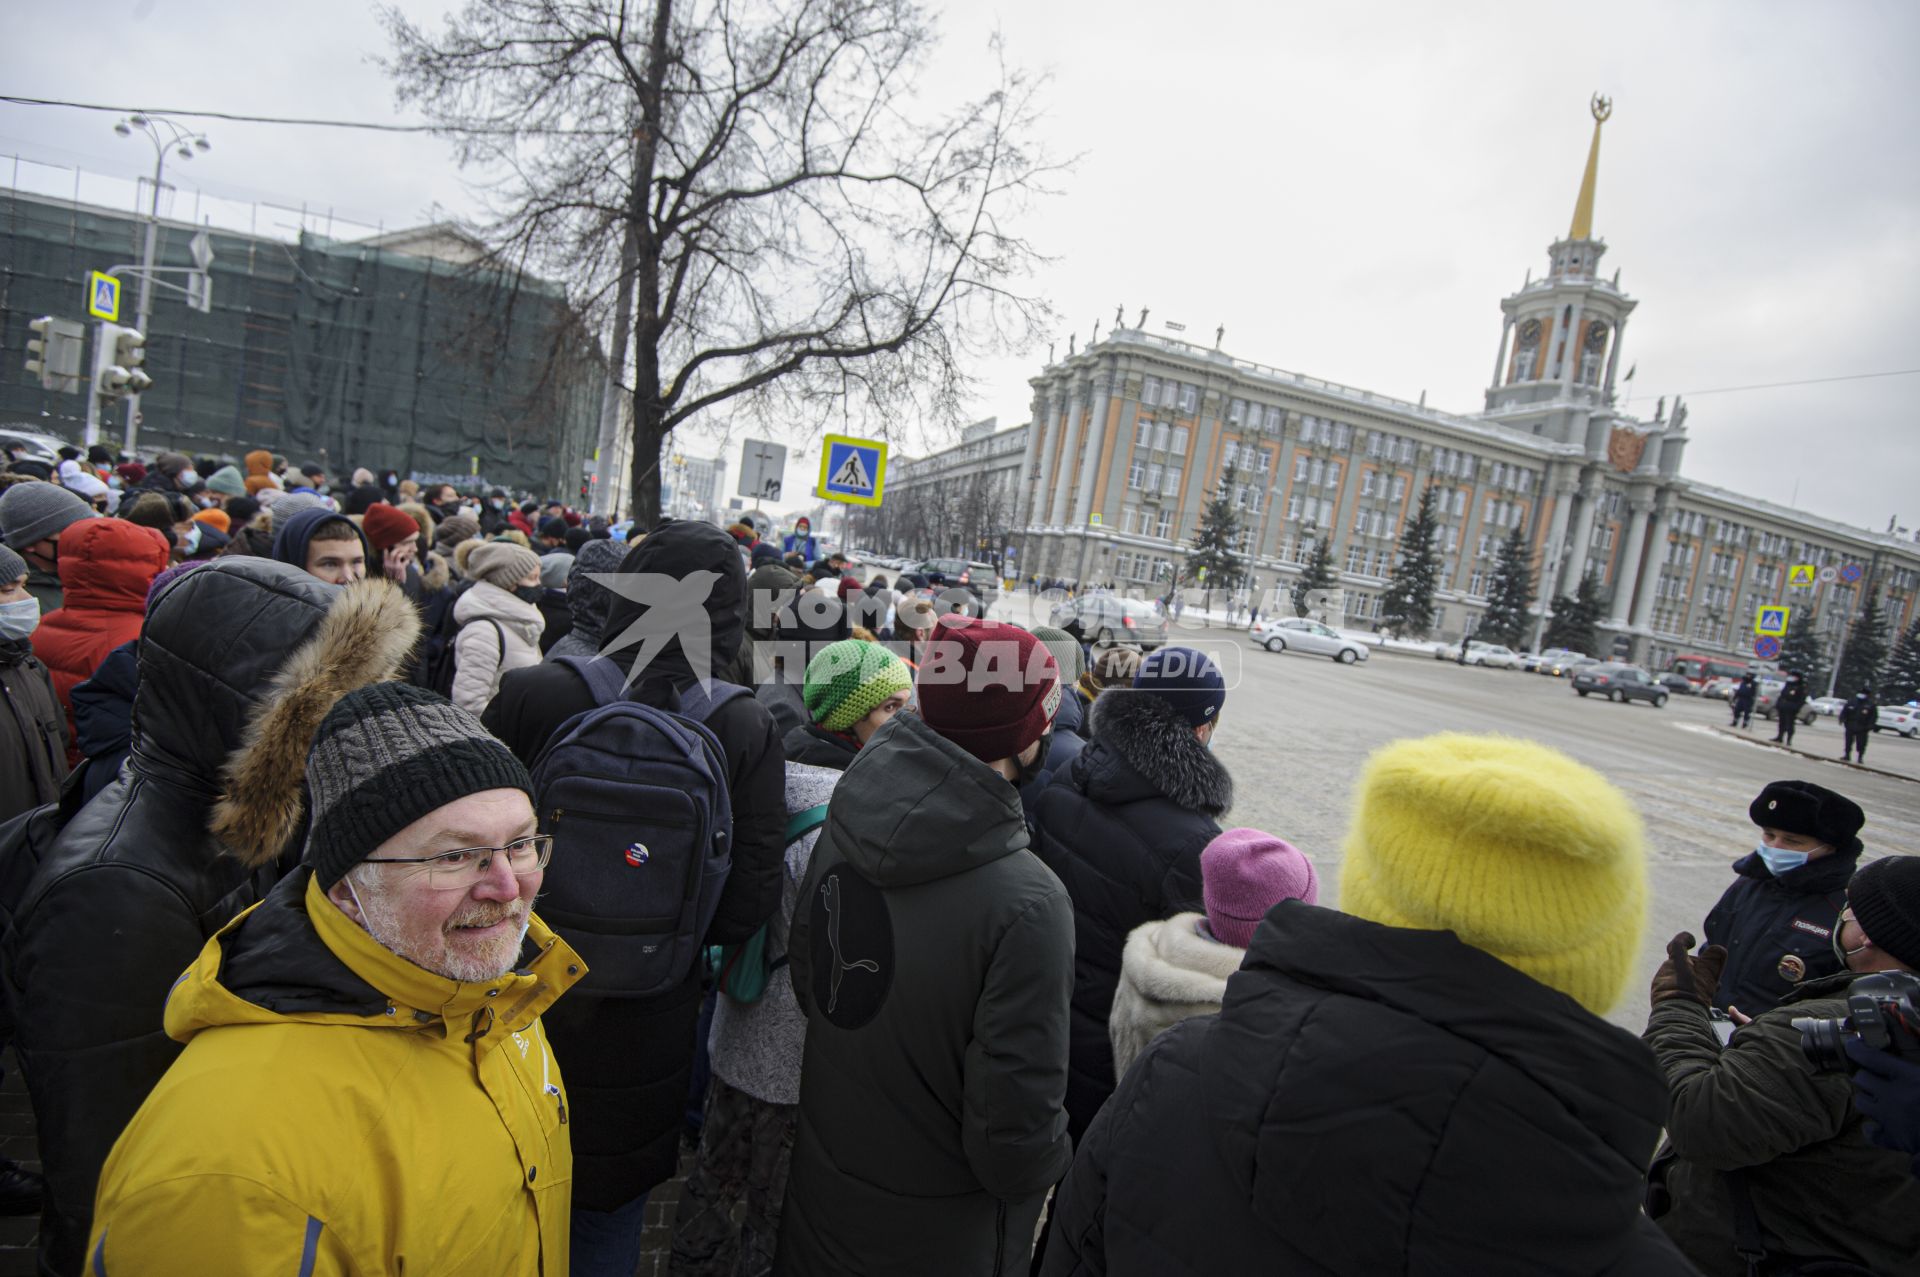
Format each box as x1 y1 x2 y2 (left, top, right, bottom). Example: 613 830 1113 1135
1749 780 1865 857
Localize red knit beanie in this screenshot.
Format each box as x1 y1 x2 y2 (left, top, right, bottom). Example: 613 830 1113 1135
360 502 419 553
916 619 1061 765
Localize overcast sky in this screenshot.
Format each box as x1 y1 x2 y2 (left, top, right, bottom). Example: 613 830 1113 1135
4 1 1916 530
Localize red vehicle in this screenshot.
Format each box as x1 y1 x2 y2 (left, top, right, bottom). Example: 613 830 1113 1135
1667 653 1748 689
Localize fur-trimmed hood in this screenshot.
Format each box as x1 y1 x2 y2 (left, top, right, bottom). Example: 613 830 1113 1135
418 548 451 594
1109 911 1244 1077
1085 687 1233 816
209 578 422 866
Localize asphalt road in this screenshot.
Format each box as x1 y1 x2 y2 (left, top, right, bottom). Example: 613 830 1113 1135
991 594 1920 1032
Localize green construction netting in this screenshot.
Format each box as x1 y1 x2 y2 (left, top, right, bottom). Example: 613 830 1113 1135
0 191 601 497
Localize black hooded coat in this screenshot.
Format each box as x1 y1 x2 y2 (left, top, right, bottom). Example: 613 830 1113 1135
1026 687 1231 1145
483 519 786 1209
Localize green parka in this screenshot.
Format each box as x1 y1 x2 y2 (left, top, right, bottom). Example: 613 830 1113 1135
1644 970 1920 1276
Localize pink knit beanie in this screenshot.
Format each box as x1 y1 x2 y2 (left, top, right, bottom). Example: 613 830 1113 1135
1202 827 1319 948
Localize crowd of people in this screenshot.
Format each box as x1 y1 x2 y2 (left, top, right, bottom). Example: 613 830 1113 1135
0 438 1916 1276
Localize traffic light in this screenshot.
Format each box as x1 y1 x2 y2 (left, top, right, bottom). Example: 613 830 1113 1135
24 316 84 392
92 324 151 402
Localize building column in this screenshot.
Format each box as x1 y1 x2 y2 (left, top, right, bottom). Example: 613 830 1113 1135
1608 491 1654 626
1070 372 1112 528
1049 381 1085 531
1028 385 1060 527
1016 387 1046 527
1529 474 1578 651
1629 491 1674 629
1557 469 1601 597
1490 314 1514 391
1601 315 1629 399
1557 301 1585 388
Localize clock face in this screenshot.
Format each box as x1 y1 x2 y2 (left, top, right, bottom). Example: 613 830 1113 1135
1586 323 1609 350
1517 318 1542 345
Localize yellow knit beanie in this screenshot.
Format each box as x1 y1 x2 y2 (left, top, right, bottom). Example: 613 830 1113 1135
1338 733 1647 1015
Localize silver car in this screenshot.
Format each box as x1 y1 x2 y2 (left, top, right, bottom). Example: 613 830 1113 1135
1249 617 1370 664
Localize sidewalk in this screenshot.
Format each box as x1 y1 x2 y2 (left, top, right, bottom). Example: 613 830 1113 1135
1707 725 1920 786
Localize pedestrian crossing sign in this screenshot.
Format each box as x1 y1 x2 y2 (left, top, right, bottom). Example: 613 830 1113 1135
1755 606 1790 637
818 434 887 507
1787 564 1816 588
87 271 120 321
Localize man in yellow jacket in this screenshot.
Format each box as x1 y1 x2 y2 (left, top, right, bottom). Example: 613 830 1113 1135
88 682 585 1274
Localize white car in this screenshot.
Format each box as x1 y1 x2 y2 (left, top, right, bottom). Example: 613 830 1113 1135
1872 705 1920 738
1250 617 1370 664
1433 640 1518 668
1808 696 1847 718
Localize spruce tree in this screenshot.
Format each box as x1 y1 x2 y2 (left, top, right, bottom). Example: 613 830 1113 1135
1185 465 1244 605
1377 484 1442 639
1834 592 1891 698
1882 618 1920 705
1542 571 1603 655
1478 524 1536 648
1777 607 1830 693
1291 536 1336 618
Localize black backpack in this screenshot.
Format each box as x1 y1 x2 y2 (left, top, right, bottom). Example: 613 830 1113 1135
411 578 501 697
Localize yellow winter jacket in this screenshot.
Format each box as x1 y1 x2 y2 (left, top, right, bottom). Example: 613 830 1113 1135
89 870 585 1275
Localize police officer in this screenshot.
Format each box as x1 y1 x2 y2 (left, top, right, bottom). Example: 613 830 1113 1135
1840 685 1879 764
1701 779 1863 1018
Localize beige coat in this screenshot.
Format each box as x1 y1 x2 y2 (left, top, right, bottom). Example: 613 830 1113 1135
1109 912 1245 1077
452 580 544 715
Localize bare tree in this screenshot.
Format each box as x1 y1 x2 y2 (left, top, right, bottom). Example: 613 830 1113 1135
384 0 1059 524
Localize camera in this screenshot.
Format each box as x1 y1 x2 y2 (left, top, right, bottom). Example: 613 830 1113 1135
1794 971 1920 1072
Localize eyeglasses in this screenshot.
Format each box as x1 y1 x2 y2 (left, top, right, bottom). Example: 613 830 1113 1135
361 834 553 891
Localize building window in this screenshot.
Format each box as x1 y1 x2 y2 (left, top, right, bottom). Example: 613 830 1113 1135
1153 423 1171 452
1347 544 1368 574
1391 475 1407 502
1128 460 1145 490
1361 471 1377 498
1142 376 1161 406
1171 426 1190 454
1180 383 1199 414
1451 490 1466 518
1229 398 1246 425
1265 406 1285 431
1135 418 1153 447
1155 509 1174 539
1324 462 1340 491
1294 454 1310 482
1146 463 1163 492
1287 495 1301 521
1469 571 1487 597
1163 467 1183 497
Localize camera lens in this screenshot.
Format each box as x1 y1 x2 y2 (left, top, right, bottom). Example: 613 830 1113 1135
1793 1015 1854 1073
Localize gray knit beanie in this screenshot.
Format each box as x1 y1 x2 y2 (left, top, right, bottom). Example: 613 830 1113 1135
0 544 27 585
468 542 542 590
0 480 96 550
539 551 574 590
303 682 532 889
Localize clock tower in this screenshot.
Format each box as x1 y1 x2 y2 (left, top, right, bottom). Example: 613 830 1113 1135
1483 94 1637 429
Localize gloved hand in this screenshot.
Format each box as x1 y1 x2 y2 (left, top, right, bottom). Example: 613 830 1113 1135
1847 1038 1920 1175
1650 932 1729 1007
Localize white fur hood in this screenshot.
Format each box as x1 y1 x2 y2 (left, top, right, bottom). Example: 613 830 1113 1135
1109 912 1247 1078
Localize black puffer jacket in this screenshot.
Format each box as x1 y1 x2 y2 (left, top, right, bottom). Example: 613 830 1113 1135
2 562 420 1276
482 519 786 1210
1701 848 1855 1017
778 713 1073 1276
1041 903 1697 1277
0 636 66 823
1027 688 1230 1143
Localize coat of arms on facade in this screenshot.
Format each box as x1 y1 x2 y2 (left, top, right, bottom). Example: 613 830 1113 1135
1607 425 1649 474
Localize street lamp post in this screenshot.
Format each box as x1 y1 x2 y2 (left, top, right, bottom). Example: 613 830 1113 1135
114 114 211 455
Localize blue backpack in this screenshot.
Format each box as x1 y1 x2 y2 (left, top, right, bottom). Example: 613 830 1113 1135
530 657 748 999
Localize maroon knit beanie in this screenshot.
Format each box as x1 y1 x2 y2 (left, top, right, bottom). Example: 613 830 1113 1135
916 619 1061 765
360 502 420 554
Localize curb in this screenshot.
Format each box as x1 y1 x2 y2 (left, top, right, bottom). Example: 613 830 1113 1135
1706 726 1918 786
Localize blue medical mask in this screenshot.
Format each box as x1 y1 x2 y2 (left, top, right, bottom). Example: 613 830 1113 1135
1755 843 1808 876
180 469 200 488
0 598 41 642
180 525 202 555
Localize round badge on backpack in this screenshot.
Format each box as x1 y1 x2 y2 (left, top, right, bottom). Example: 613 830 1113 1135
625 842 650 867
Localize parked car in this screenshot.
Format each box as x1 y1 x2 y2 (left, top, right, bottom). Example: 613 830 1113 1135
1434 640 1520 668
1755 680 1817 725
1049 594 1167 648
1522 647 1585 674
1572 663 1667 706
0 426 72 467
1249 617 1370 664
1537 651 1594 677
1808 696 1847 718
1701 676 1738 700
1554 656 1602 679
1871 705 1920 738
1655 673 1698 696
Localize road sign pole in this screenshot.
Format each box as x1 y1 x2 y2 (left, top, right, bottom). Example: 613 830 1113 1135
123 155 164 455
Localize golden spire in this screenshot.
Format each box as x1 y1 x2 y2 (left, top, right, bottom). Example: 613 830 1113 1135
1568 93 1612 241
